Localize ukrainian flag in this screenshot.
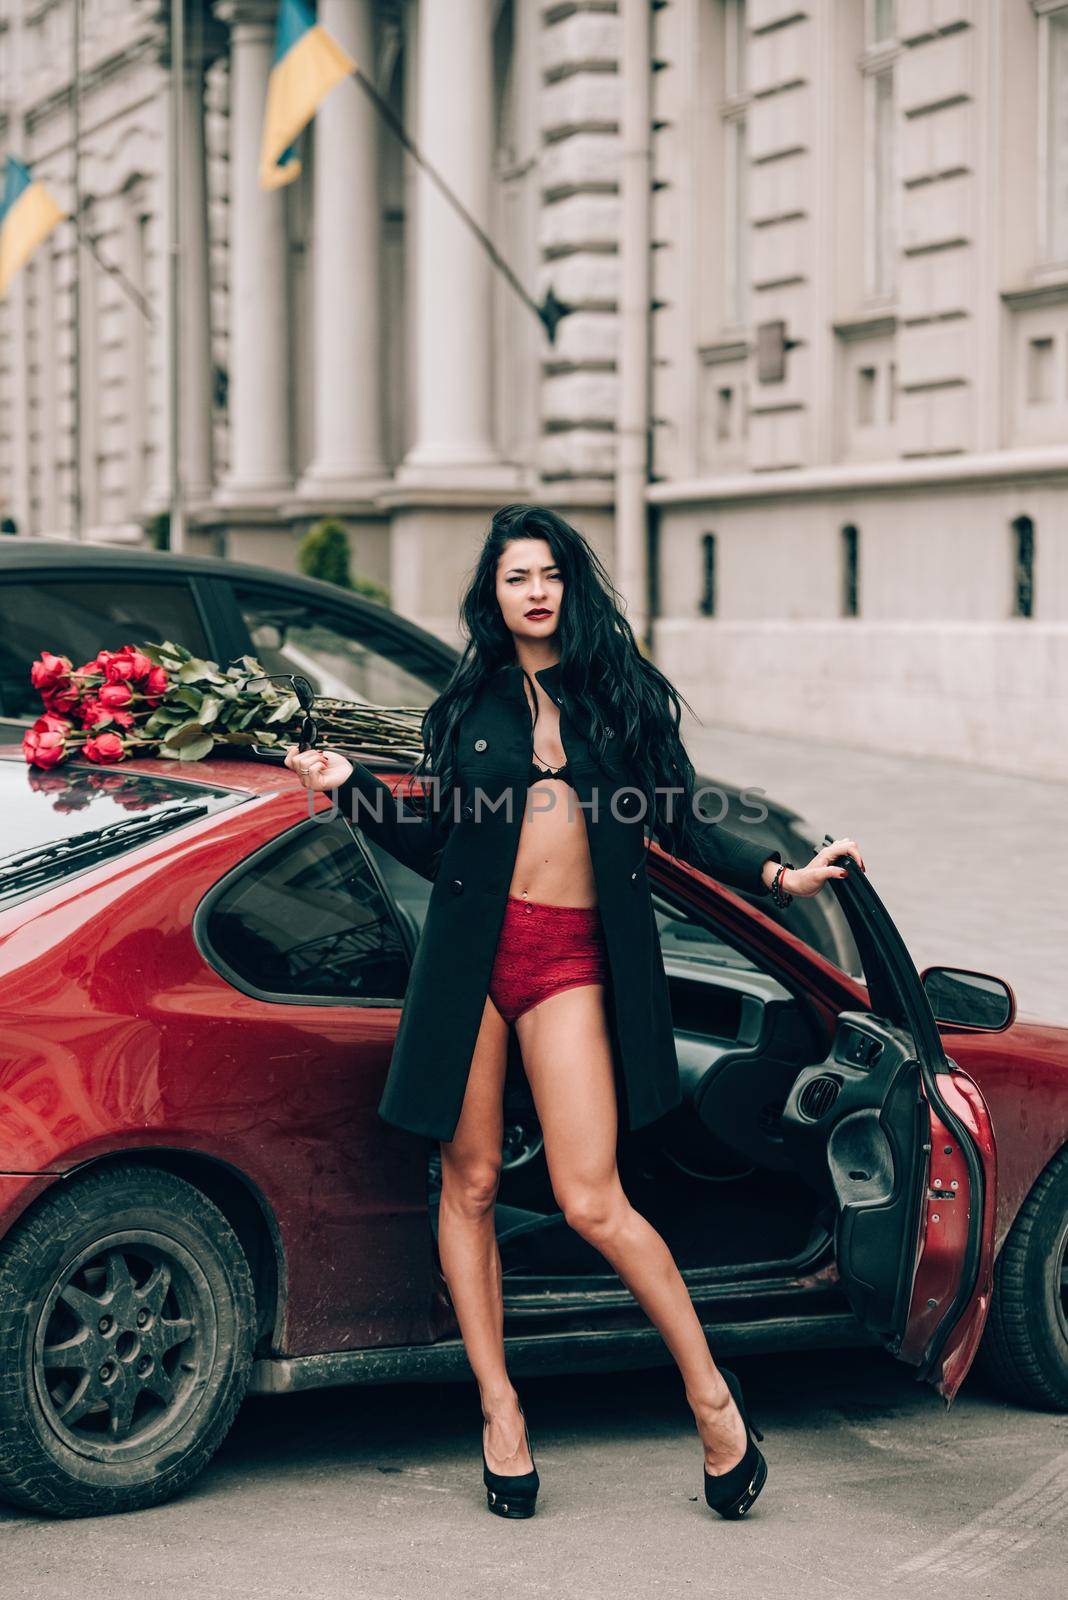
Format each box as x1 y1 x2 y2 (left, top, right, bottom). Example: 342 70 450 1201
259 0 357 190
0 157 66 299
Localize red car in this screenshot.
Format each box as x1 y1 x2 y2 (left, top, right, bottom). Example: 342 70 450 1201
0 748 1065 1519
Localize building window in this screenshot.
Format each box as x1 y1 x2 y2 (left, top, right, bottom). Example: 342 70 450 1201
1027 336 1055 402
1038 2 1068 263
716 387 733 440
1012 516 1035 617
861 5 899 301
722 0 750 328
871 0 896 44
841 525 860 617
856 367 877 426
700 533 717 616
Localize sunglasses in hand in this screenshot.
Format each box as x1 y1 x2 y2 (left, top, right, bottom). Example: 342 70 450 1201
247 672 319 756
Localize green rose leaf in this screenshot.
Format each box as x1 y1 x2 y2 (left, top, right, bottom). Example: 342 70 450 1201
163 720 212 751
174 735 216 762
144 708 187 734
177 659 227 686
266 694 299 724
144 639 191 665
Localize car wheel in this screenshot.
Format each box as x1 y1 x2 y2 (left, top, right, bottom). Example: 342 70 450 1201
0 1163 256 1517
975 1146 1068 1410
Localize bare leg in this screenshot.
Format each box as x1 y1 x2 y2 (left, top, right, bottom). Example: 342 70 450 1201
437 993 534 1475
515 983 748 1473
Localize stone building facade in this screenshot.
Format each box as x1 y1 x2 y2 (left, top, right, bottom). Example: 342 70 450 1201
1 0 1066 778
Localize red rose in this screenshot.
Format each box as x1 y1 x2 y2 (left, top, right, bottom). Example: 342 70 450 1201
109 646 154 682
143 665 169 703
82 730 127 765
42 680 82 715
30 652 74 693
79 697 109 728
80 698 135 730
34 712 72 736
98 681 133 709
22 712 73 769
80 650 127 685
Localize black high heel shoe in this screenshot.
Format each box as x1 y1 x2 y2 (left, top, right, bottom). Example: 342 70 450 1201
702 1367 767 1520
482 1401 539 1519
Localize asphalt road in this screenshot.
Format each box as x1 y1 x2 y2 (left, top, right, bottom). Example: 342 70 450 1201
686 720 1068 1027
1 1348 1065 1599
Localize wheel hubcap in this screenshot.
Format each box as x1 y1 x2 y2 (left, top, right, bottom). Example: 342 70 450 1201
33 1230 217 1463
1055 1216 1068 1347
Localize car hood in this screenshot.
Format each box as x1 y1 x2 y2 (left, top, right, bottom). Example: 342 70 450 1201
939 1013 1068 1067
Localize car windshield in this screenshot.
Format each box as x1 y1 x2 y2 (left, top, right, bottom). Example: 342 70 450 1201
233 585 450 707
0 758 246 910
0 578 211 722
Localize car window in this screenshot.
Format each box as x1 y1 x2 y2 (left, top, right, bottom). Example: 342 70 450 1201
0 579 209 722
232 584 446 707
199 817 410 1003
0 758 244 910
687 797 864 980
652 886 760 972
361 835 433 938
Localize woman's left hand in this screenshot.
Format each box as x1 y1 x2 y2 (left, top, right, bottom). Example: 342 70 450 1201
784 836 865 897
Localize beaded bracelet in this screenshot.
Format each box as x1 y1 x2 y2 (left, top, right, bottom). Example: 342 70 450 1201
770 860 795 908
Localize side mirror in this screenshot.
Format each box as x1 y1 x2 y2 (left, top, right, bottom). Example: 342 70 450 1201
920 966 1016 1032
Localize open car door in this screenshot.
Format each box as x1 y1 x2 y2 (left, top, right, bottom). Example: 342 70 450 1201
781 850 997 1404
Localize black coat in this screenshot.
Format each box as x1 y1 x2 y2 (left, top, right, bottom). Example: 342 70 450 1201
336 660 779 1142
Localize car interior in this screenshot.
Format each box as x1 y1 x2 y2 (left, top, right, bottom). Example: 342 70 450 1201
179 794 876 1334
363 836 854 1317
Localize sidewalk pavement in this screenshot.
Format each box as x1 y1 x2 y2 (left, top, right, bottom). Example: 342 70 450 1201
685 720 1067 1029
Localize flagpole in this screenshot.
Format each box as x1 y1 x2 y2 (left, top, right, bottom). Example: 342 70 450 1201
70 0 83 541
168 0 186 554
347 67 569 344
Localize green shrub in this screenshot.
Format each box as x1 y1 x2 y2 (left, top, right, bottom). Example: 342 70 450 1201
146 512 170 552
297 517 389 605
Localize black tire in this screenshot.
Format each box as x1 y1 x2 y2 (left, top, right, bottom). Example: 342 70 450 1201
0 1163 256 1517
974 1146 1068 1410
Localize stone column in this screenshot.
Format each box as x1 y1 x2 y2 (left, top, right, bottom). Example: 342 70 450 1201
297 0 384 498
215 0 292 503
399 0 512 482
178 57 216 505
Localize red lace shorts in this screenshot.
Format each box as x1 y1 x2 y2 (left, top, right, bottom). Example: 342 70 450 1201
488 895 609 1024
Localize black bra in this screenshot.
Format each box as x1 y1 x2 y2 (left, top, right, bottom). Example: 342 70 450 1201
527 759 573 788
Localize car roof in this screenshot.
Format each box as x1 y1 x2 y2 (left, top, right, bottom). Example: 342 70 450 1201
0 746 409 797
0 537 457 664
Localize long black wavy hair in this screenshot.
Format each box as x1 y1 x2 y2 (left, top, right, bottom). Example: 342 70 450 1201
408 503 707 853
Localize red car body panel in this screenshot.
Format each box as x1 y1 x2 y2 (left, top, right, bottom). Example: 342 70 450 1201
897 1076 998 1402
1 752 1065 1378
0 758 439 1355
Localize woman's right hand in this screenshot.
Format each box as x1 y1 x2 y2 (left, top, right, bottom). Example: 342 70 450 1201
283 746 354 791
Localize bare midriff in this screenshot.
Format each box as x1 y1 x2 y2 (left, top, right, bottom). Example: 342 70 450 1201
506 775 598 909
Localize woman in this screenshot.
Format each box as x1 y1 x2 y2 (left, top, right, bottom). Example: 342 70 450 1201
285 504 864 1522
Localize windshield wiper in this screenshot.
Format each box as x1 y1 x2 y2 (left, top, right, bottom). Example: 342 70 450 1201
0 802 215 902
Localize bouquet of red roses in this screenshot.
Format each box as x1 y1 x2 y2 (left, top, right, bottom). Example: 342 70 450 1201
22 639 424 770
